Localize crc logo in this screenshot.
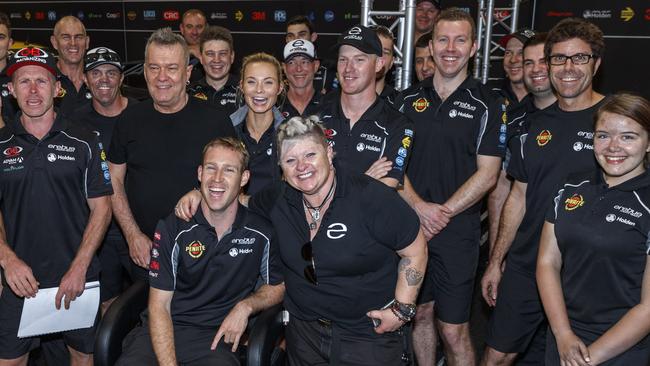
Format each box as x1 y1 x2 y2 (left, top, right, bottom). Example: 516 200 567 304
164 10 179 21
348 27 362 35
3 146 23 157
326 223 347 239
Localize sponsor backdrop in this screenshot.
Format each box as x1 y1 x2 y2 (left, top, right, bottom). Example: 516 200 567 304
0 0 647 97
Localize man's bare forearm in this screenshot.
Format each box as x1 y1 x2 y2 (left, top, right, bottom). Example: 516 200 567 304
71 196 112 270
149 290 177 366
487 171 511 252
488 180 527 266
444 155 501 217
237 283 285 315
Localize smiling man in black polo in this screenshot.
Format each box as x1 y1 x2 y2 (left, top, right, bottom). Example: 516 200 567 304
321 24 414 188
117 137 284 366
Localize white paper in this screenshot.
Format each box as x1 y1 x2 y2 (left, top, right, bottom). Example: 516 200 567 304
17 281 100 338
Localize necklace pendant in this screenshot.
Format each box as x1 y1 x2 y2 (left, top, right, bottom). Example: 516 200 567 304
309 222 316 230
312 209 320 221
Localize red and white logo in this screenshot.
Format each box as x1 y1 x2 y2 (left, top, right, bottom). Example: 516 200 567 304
3 146 23 157
163 10 179 21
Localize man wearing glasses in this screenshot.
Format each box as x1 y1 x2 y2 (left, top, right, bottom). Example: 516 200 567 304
480 18 606 366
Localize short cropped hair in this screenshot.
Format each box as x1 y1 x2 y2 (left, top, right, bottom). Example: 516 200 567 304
145 27 189 66
545 18 605 60
202 137 250 170
434 8 476 41
276 115 328 161
287 15 314 34
0 12 11 37
199 25 234 52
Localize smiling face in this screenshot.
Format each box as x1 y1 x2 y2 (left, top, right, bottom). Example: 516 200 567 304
503 37 524 84
85 64 123 107
279 136 334 196
144 43 191 113
198 145 249 213
180 13 206 46
241 61 282 115
548 37 600 101
594 111 650 187
415 1 439 34
337 45 384 96
284 55 319 90
9 65 59 119
523 43 551 96
430 20 476 80
50 18 88 65
201 39 234 83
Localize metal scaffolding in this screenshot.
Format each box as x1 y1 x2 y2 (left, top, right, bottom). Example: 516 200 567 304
360 0 416 91
473 0 523 83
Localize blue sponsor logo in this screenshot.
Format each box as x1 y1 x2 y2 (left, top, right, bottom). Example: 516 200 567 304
499 134 506 144
307 11 316 22
274 10 286 22
103 170 111 182
324 10 335 22
500 124 506 133
48 11 56 21
398 147 408 158
101 161 109 170
395 156 404 167
77 11 84 20
405 129 414 137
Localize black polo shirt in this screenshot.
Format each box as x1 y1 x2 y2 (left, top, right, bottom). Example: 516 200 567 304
108 97 236 239
188 74 239 115
396 76 506 217
0 69 17 124
547 169 650 344
503 94 538 170
278 89 323 119
0 112 113 287
249 170 420 336
313 61 337 95
505 99 605 276
74 99 138 239
56 74 92 117
320 96 414 183
231 106 284 196
149 205 283 328
379 84 398 106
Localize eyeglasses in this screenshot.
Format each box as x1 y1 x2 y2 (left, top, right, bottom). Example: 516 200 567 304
548 53 596 66
85 50 121 64
301 242 318 285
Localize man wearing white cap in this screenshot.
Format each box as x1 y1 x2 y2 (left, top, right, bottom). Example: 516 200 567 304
280 39 322 118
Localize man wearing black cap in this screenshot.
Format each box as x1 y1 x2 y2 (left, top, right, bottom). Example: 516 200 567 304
320 25 414 189
395 8 505 365
279 39 322 118
75 47 138 313
0 46 112 365
414 0 441 43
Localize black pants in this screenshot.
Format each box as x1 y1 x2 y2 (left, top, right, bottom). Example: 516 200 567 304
286 316 404 366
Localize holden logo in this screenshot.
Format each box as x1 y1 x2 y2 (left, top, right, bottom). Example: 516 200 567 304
449 109 458 118
229 248 238 257
573 141 584 151
292 40 304 47
606 214 616 222
348 26 362 35
3 146 23 157
47 153 57 162
356 142 365 152
266 148 272 156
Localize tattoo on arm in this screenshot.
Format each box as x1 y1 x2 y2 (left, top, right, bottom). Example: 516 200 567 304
398 258 411 272
405 268 423 286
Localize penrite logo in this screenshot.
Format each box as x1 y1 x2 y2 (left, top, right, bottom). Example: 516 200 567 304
127 11 136 21
251 11 266 21
564 194 584 211
536 130 552 146
163 10 179 21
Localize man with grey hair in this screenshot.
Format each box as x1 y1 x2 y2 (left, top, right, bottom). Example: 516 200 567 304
108 27 235 280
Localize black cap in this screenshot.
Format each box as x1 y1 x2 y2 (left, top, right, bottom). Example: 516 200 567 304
416 0 441 9
84 47 124 72
334 25 382 56
500 29 536 47
7 47 58 77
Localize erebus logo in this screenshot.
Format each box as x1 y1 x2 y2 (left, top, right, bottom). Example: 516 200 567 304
348 27 362 35
291 40 305 47
326 223 347 239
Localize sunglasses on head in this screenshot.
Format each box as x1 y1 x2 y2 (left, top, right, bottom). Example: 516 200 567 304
85 50 121 64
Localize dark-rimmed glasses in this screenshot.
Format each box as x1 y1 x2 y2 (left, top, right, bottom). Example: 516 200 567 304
548 53 596 66
301 242 318 285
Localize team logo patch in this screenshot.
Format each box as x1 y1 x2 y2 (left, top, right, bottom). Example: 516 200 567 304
402 136 412 149
229 248 238 257
3 146 23 157
185 241 206 258
501 111 507 123
193 92 207 101
324 129 337 139
564 194 584 211
412 97 429 112
56 87 67 98
536 130 552 146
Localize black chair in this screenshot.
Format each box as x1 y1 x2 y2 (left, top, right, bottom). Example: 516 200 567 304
94 281 286 366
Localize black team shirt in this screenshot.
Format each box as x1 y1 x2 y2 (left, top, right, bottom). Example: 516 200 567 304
188 74 239 115
320 97 414 183
149 206 283 327
250 171 420 336
108 97 236 239
548 169 650 346
0 112 113 287
506 100 606 276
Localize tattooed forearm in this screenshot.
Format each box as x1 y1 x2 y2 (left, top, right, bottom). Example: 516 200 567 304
405 268 423 286
398 258 411 272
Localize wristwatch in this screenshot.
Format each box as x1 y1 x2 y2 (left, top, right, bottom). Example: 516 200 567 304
391 300 417 322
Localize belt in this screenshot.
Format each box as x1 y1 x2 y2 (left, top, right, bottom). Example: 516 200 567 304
317 318 332 327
